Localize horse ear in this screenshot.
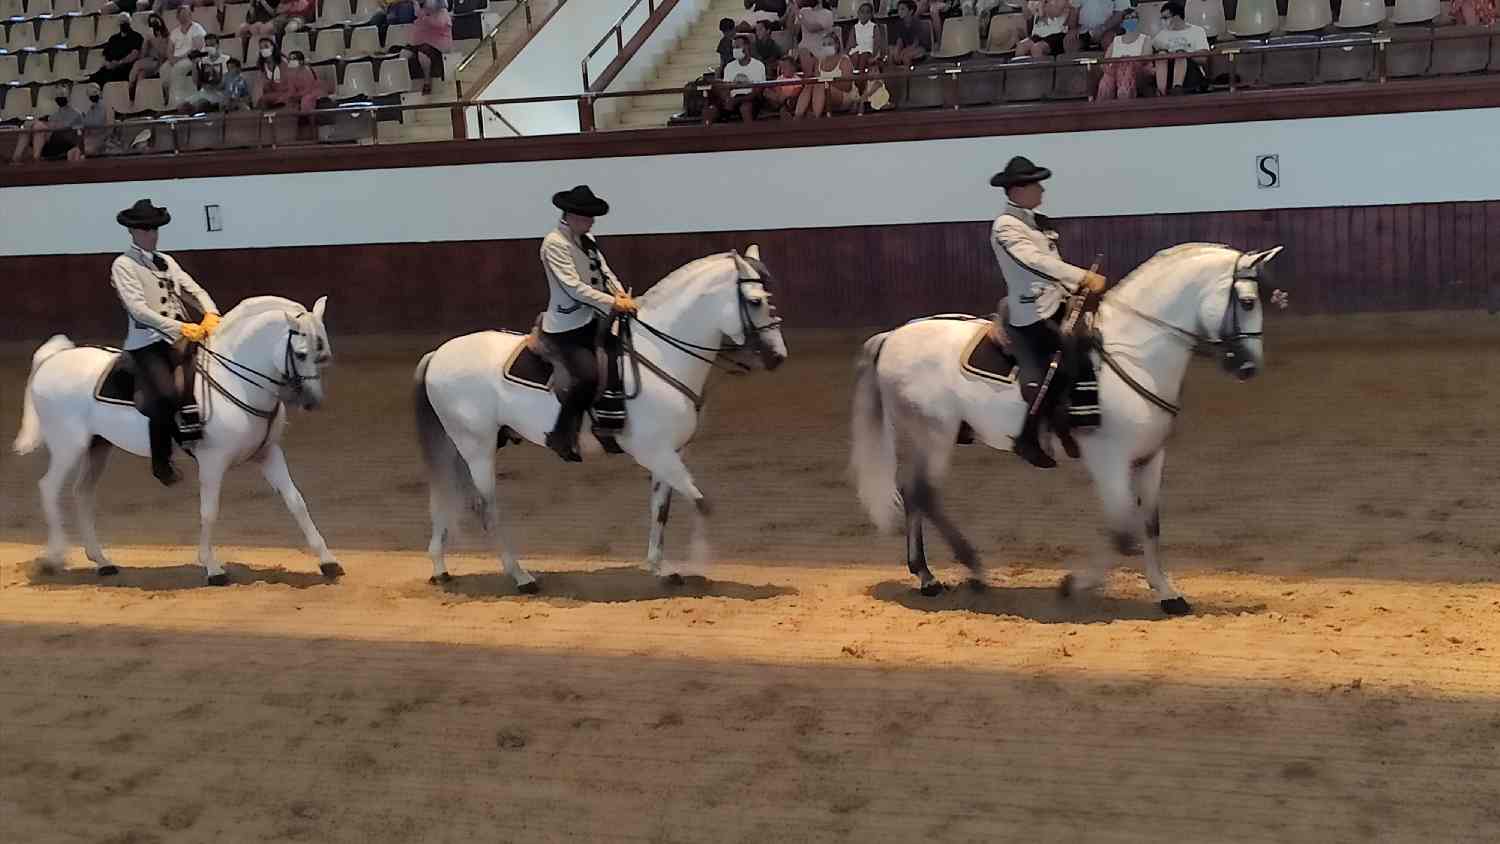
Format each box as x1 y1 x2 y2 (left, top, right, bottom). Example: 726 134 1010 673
1248 245 1284 269
312 295 328 321
745 244 761 262
732 252 760 280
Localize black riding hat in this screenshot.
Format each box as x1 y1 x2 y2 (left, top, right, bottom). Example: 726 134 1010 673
116 198 171 230
989 156 1052 188
552 185 610 218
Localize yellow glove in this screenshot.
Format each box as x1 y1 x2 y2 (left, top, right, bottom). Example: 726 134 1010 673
612 293 639 315
200 312 221 335
179 322 207 343
1081 271 1107 294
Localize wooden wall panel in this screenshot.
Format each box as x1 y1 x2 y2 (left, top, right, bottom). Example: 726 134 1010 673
4 201 1493 344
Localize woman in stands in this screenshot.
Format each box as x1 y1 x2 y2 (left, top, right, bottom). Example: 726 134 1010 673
1015 0 1074 59
406 0 453 96
1095 9 1148 100
251 38 286 108
1450 0 1495 24
794 0 836 75
846 2 885 76
795 34 853 118
127 13 170 100
762 55 804 117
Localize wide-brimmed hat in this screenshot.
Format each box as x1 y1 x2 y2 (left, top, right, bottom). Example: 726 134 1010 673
989 156 1052 188
552 185 609 217
116 198 171 230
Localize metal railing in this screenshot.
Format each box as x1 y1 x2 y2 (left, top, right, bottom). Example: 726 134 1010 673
580 0 665 91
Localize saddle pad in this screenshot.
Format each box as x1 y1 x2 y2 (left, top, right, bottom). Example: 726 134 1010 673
503 342 553 392
94 352 138 407
960 323 1018 385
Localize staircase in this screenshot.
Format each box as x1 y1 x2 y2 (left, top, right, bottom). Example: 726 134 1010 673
600 0 741 130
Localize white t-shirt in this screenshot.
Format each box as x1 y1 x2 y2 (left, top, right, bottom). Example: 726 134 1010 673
720 57 766 97
168 21 206 60
1072 0 1130 33
1031 13 1068 37
850 20 877 54
1105 32 1150 57
1152 22 1208 54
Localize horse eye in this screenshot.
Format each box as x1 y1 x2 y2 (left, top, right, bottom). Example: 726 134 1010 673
296 351 308 361
1239 298 1256 312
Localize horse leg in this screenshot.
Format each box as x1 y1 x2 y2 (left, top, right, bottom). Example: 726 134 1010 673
37 431 89 573
464 450 535 594
634 448 707 514
646 475 674 577
258 444 342 579
74 437 118 576
427 486 452 584
904 440 983 590
1066 454 1137 598
904 492 941 596
1135 450 1188 615
197 453 231 586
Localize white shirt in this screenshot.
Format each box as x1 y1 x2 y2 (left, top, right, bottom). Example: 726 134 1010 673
1105 31 1149 57
1152 22 1208 54
720 57 766 97
1071 0 1130 33
168 21 206 60
850 20 877 54
1031 13 1068 37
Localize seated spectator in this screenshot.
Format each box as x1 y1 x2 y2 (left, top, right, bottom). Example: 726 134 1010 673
706 33 767 125
367 0 419 42
170 31 224 107
257 49 329 111
10 87 85 163
845 2 884 74
91 13 145 86
404 0 453 95
241 0 311 42
165 5 207 96
1096 10 1148 99
751 20 785 64
743 0 788 27
238 0 278 46
77 84 118 157
127 13 171 99
760 55 802 116
888 0 931 66
1071 0 1129 52
794 0 836 74
1015 0 1073 59
251 38 286 104
1449 0 1495 24
180 37 248 111
915 0 957 46
680 67 718 122
796 34 853 118
716 18 737 69
1151 0 1208 95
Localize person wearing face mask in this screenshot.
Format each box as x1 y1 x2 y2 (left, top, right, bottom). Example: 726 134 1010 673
90 13 145 85
78 83 118 157
405 0 453 95
283 51 333 115
251 39 284 107
794 34 852 118
704 33 767 126
179 35 231 112
127 13 171 100
1150 0 1208 95
1096 9 1148 99
10 86 86 164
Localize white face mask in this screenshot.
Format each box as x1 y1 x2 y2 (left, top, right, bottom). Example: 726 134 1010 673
287 59 302 68
260 46 273 58
732 47 746 60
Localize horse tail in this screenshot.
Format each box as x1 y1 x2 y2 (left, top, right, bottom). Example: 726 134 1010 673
850 331 901 534
13 334 74 456
414 351 478 531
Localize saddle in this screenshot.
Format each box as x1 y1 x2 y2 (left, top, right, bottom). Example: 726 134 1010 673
503 321 627 452
93 343 205 443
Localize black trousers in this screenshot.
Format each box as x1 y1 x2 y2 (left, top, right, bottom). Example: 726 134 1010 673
544 323 600 419
1005 312 1063 396
128 341 179 465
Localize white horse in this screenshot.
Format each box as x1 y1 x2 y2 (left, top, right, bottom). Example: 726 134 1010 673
850 243 1286 615
415 248 788 593
12 295 341 586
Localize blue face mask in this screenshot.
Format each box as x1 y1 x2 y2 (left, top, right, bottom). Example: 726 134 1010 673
1121 18 1138 32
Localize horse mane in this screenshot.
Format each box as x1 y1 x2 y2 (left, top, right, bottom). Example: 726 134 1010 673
220 295 307 326
639 253 736 302
1107 243 1237 298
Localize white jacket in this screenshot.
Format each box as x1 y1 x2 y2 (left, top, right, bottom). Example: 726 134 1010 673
991 203 1088 326
111 246 220 350
539 220 624 334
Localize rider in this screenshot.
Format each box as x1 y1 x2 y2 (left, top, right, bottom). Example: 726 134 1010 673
111 199 221 486
539 185 638 463
989 156 1107 469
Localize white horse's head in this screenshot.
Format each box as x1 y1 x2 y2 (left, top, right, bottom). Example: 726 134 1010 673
283 295 334 409
725 245 787 371
1212 246 1284 381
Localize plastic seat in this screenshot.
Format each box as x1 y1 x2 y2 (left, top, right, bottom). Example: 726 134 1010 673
0 0 26 18
317 0 354 26
1184 0 1226 37
1335 0 1385 27
1 85 35 122
49 46 81 79
36 16 67 48
930 14 978 59
1228 0 1275 35
27 0 53 13
310 27 342 62
132 74 164 111
1317 31 1372 80
18 51 49 82
9 22 39 51
346 24 379 56
280 30 311 57
81 0 106 12
384 21 412 48
191 5 219 34
1260 33 1319 82
1429 24 1489 74
0 53 18 84
978 11 1023 55
1001 57 1051 100
221 2 247 35
336 56 375 98
1382 25 1431 76
376 52 411 92
101 76 129 111
81 43 102 73
350 0 379 18
1050 51 1096 98
1283 0 1331 32
1389 0 1439 23
52 0 82 12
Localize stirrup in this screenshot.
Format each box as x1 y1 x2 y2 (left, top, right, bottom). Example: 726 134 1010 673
176 404 204 443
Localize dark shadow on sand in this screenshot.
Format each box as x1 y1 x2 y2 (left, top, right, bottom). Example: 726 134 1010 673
26 560 338 591
868 580 1267 624
433 565 796 604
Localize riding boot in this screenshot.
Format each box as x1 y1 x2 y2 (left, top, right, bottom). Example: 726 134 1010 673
545 404 584 463
148 417 182 486
1014 414 1057 469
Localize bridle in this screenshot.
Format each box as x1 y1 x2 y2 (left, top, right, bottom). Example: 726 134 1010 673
196 322 324 420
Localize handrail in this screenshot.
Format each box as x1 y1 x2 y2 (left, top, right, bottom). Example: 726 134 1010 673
585 0 683 94
454 0 532 82
581 0 676 91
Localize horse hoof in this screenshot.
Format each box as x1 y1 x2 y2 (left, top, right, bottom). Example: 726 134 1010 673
664 573 685 587
1058 574 1074 598
206 574 230 587
1160 597 1192 616
517 581 540 595
97 565 120 577
918 581 945 597
319 562 345 578
966 578 987 593
695 497 713 517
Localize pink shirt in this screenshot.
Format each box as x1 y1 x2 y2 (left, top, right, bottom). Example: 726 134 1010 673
412 5 453 51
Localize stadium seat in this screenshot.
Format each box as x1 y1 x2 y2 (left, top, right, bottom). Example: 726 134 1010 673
52 0 82 12
1389 0 1438 23
1284 0 1331 32
132 74 164 111
18 51 50 83
1317 32 1373 81
9 21 39 51
281 30 311 57
930 14 977 60
0 53 19 84
101 77 129 111
81 44 102 74
1184 0 1226 38
346 24 379 56
1260 34 1319 83
1429 24 1489 75
0 0 25 19
1001 57 1051 101
1334 0 1386 27
191 5 219 34
385 22 412 48
71 13 99 45
310 27 342 62
336 56 375 98
1229 0 1275 35
376 53 411 93
36 17 67 48
221 2 247 35
82 0 107 12
49 46 81 80
0 86 35 123
313 60 336 89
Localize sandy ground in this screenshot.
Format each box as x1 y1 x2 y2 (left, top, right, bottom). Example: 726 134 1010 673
2 313 1499 842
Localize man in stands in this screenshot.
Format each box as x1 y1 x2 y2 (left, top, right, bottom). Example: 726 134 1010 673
1070 0 1130 52
988 157 1106 468
90 13 144 86
716 17 737 70
110 199 221 485
538 186 638 463
1152 0 1209 95
889 0 931 66
706 34 767 125
751 19 785 64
